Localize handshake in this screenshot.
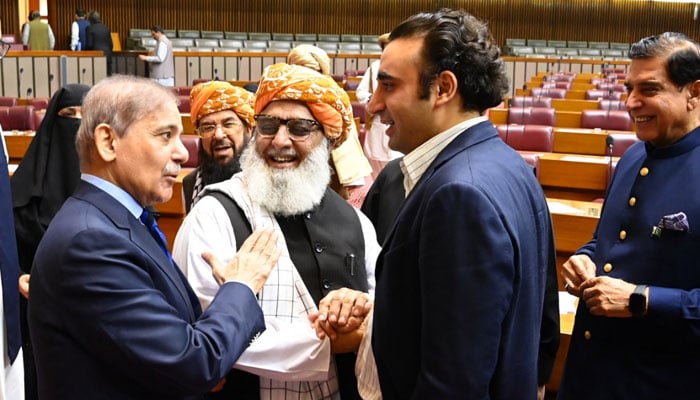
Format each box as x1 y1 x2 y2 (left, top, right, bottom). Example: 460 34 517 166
308 288 373 354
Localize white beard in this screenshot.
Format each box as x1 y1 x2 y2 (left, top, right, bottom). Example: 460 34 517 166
240 138 331 216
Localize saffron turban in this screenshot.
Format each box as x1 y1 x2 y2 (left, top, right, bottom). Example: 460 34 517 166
254 63 352 148
287 44 331 75
189 81 255 127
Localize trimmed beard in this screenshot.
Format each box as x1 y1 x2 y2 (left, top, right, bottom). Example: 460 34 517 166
198 139 244 187
240 138 331 216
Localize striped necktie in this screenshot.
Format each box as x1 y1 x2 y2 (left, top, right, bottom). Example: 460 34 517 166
139 207 173 265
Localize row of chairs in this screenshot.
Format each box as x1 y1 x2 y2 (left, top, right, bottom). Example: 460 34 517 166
127 29 381 50
0 105 42 132
506 38 631 50
509 46 627 59
135 37 382 54
505 106 633 131
0 96 49 110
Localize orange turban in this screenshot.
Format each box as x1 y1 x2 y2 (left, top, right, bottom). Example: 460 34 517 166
189 81 255 127
254 63 351 148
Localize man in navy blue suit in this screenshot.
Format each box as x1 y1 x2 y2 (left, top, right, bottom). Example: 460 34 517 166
28 75 281 399
314 8 558 399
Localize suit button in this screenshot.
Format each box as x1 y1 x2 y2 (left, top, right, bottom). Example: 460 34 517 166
584 330 592 340
305 212 312 220
314 242 325 253
640 167 649 176
628 197 636 207
322 279 332 290
619 230 627 240
603 263 613 273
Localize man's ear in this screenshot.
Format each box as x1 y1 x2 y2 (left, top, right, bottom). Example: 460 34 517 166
94 123 118 162
688 80 700 111
435 70 458 106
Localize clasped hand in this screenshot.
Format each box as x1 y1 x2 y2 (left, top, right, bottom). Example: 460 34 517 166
308 288 373 353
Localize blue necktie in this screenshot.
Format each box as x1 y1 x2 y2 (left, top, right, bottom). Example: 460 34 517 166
0 138 22 363
139 208 174 265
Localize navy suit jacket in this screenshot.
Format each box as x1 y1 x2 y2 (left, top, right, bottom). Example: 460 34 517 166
372 121 554 399
28 181 264 399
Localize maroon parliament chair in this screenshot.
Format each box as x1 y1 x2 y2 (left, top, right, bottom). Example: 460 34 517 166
27 97 50 110
0 97 17 107
586 90 623 101
180 135 200 168
510 96 552 108
177 95 191 113
351 101 367 145
0 105 37 131
597 82 626 92
530 87 567 99
608 132 639 157
496 124 553 170
581 109 633 131
541 81 572 90
344 79 361 91
507 107 556 126
598 100 627 111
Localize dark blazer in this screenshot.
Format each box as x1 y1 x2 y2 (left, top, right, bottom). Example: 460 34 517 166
85 22 113 75
372 121 555 399
360 157 405 245
28 181 264 399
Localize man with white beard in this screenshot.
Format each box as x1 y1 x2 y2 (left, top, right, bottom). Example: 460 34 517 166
173 63 380 400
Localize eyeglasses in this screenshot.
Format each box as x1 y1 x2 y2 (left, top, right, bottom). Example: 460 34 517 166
196 120 243 138
254 115 321 141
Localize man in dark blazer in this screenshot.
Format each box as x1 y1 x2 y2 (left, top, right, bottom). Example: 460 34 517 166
28 75 280 399
359 9 557 399
84 11 113 75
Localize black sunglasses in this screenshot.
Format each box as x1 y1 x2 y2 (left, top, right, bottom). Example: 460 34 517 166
254 115 321 141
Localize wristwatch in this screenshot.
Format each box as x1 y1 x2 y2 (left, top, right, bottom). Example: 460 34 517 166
629 285 648 318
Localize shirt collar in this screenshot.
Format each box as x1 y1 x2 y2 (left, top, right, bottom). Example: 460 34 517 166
81 173 143 220
400 116 487 196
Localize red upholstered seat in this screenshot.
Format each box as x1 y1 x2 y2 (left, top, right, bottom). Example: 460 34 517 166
608 132 639 157
507 107 556 126
181 135 200 168
496 124 554 152
28 97 50 110
530 87 567 99
597 83 626 92
0 105 36 131
510 96 552 108
351 101 367 142
586 90 623 101
0 97 17 107
581 109 633 131
177 95 191 113
541 81 571 90
598 100 627 111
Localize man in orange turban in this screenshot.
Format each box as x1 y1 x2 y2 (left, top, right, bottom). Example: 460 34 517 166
173 63 379 399
183 80 254 211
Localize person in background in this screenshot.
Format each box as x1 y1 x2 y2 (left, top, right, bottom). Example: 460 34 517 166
182 81 254 212
0 47 25 400
10 83 90 400
313 8 559 399
287 44 373 207
173 63 379 400
356 33 402 178
139 25 175 87
84 11 113 76
70 8 88 51
558 32 700 400
28 75 280 399
21 11 55 51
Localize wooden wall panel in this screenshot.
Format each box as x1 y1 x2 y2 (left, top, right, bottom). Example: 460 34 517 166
38 0 700 53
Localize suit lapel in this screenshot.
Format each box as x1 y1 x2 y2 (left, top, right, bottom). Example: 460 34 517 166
376 121 498 279
74 182 198 320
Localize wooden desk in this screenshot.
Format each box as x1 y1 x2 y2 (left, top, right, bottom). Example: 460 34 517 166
551 99 600 112
3 131 34 162
547 198 600 256
553 128 608 155
539 153 613 191
154 168 193 249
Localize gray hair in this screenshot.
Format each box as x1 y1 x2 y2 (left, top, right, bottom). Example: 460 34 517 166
76 75 177 165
